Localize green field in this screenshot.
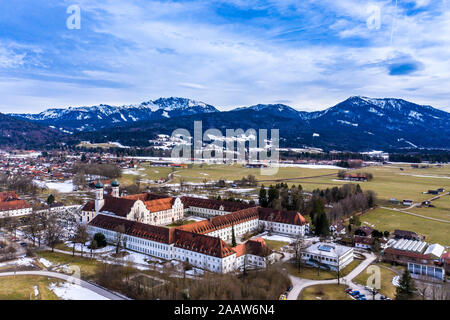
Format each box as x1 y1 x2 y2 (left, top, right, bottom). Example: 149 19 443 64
359 208 449 245
0 275 61 300
407 195 450 221
294 164 449 205
299 284 351 300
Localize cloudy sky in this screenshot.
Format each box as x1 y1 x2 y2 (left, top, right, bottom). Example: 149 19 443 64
0 0 449 113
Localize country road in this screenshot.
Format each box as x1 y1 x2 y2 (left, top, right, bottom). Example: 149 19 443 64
287 252 377 300
0 270 129 300
380 206 450 223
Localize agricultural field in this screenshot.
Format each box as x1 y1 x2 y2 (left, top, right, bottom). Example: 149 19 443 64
299 284 351 300
120 163 449 206
407 195 450 221
359 208 449 245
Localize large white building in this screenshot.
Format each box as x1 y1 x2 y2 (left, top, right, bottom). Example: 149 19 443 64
87 195 308 273
88 213 269 273
301 242 354 271
81 180 184 225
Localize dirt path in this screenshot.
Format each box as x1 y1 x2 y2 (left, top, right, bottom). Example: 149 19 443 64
380 206 450 223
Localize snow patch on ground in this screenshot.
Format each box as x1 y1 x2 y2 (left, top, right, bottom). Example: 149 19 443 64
48 282 109 300
34 180 74 193
277 164 344 169
122 169 140 175
34 286 39 298
398 173 450 179
0 256 35 267
256 233 294 243
225 188 255 193
392 276 400 287
39 258 52 268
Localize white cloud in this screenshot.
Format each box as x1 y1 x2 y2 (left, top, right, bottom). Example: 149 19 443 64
0 0 449 113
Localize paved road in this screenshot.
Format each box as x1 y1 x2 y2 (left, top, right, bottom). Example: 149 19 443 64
287 252 377 300
0 270 128 300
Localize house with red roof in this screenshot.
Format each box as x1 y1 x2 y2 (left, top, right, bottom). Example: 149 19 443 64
0 191 32 218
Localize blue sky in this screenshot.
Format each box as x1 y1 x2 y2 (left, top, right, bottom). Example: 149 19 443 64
0 0 449 113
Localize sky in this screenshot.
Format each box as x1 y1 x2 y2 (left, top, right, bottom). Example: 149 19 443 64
0 0 449 113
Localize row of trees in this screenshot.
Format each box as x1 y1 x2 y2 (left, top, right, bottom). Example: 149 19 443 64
96 264 290 300
258 183 304 211
327 190 376 224
72 163 122 179
0 174 43 195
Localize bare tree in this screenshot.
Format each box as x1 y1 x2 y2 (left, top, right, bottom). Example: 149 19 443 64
44 213 64 252
114 225 126 255
72 224 89 257
24 212 40 247
292 234 305 272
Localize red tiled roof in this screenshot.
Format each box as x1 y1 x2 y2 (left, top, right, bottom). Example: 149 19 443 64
99 196 137 217
384 247 430 260
81 200 95 212
144 198 173 213
177 207 259 234
0 199 31 211
0 191 18 202
88 214 174 244
233 243 246 257
233 237 272 258
88 214 235 258
173 229 235 258
257 207 306 225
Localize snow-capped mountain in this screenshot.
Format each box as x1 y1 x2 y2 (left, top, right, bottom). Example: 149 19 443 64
233 103 312 120
77 96 449 151
10 97 219 132
7 96 450 151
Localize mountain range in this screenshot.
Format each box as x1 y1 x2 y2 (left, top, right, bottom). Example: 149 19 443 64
4 96 450 152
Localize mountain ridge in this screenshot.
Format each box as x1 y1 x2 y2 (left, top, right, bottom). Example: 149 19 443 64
6 96 450 152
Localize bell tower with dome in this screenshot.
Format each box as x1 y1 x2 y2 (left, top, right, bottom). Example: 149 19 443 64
94 180 104 213
111 179 120 198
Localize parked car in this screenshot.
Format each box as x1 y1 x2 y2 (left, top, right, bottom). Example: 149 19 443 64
350 291 360 296
286 286 292 292
380 295 387 300
345 288 353 293
20 242 27 247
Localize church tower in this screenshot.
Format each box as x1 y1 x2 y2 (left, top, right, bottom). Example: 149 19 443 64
111 179 120 198
95 180 104 213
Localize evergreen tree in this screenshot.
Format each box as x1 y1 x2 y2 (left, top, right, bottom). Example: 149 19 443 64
46 194 55 205
231 223 237 247
314 211 330 237
396 269 416 300
267 186 279 208
310 196 325 222
258 185 268 207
